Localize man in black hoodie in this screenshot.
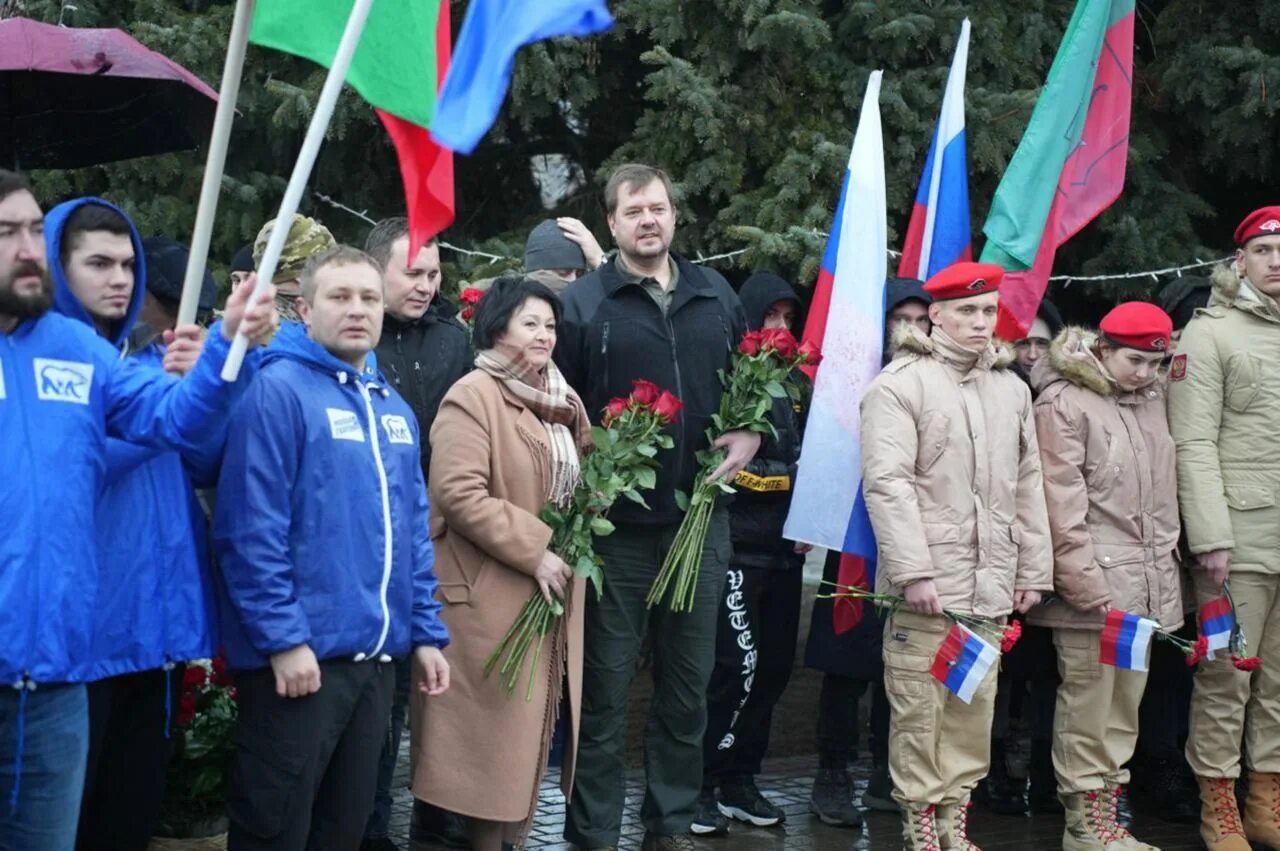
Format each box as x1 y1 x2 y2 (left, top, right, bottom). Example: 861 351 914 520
556 163 758 851
697 273 809 834
362 217 471 851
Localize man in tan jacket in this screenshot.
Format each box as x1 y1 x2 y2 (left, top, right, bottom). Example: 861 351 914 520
1169 205 1280 851
861 261 1053 851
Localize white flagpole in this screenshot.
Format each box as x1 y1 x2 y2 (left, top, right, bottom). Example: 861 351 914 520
221 0 376 381
176 0 256 330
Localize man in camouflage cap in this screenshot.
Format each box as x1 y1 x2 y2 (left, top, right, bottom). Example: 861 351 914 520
253 214 336 322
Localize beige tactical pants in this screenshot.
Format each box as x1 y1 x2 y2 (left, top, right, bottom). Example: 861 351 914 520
882 611 998 807
1052 628 1148 794
1187 570 1280 778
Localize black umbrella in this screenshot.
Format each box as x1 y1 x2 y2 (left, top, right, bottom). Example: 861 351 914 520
0 17 219 169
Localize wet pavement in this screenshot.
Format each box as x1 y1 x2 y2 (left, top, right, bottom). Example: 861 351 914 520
388 754 1204 850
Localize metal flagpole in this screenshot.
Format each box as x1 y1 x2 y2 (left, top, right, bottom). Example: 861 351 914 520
221 0 376 381
176 0 255 329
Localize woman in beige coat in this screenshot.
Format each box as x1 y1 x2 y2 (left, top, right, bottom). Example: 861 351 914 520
415 276 591 850
1030 302 1182 851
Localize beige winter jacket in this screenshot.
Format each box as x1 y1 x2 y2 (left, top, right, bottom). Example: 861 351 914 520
1168 267 1280 574
1027 329 1184 631
861 327 1054 618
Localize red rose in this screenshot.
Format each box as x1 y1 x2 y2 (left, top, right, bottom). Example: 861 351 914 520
211 656 234 687
798 339 823 366
1232 655 1263 672
603 397 630 425
766 329 799 359
176 692 197 726
653 391 684 424
183 665 208 689
459 287 485 305
739 331 762 357
460 306 475 322
631 379 660 406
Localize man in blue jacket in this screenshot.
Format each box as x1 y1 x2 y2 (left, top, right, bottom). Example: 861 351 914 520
213 244 450 849
40 198 224 851
0 170 277 851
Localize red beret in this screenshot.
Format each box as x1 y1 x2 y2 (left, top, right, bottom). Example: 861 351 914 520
1234 206 1280 247
1099 302 1172 352
922 261 1004 302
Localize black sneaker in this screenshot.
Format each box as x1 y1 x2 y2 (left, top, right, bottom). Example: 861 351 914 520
410 800 471 849
718 779 785 827
809 768 864 828
691 789 730 836
862 765 899 813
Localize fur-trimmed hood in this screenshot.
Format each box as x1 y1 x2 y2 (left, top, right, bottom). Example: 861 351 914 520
1032 327 1113 396
892 323 1016 370
1208 262 1280 324
1032 326 1167 403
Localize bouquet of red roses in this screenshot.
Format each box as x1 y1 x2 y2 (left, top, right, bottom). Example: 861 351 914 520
645 328 819 612
486 380 682 698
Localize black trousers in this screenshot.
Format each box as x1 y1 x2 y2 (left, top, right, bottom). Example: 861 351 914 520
815 674 890 770
703 560 804 786
227 659 393 851
77 667 182 851
1137 621 1195 758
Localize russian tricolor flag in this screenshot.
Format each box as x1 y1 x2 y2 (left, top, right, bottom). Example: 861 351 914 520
1099 609 1158 671
1199 596 1236 660
897 18 973 281
783 72 887 602
930 623 999 704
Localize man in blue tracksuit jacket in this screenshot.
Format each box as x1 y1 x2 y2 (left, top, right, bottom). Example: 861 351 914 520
42 197 224 850
213 245 450 849
0 171 277 851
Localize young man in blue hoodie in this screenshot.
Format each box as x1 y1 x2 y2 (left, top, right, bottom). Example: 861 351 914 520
0 171 277 851
41 199 226 851
214 245 450 849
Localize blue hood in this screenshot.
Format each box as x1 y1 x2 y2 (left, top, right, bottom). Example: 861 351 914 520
263 319 384 383
46 197 146 350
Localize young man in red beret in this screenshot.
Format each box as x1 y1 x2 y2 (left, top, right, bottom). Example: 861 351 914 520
860 261 1053 850
1169 205 1280 851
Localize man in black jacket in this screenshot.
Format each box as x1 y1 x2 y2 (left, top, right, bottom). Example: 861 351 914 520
361 218 471 851
556 163 761 851
698 272 809 834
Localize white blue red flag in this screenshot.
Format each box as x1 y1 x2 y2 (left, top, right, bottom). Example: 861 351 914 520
897 18 973 281
930 623 999 704
1199 597 1235 659
783 72 887 603
1099 609 1158 671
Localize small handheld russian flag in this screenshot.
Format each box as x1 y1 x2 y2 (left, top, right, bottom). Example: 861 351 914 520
930 623 999 704
1199 597 1236 660
1099 609 1158 671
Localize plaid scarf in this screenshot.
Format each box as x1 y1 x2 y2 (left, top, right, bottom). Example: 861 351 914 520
474 347 589 508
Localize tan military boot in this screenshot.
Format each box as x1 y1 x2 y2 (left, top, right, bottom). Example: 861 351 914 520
1100 785 1160 850
1061 790 1129 851
936 797 981 850
1196 775 1252 851
901 804 943 851
1243 772 1280 848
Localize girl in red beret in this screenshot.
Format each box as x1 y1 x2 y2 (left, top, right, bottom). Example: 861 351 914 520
1027 301 1179 851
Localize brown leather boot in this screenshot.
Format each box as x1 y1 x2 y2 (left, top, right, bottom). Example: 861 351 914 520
1101 785 1160 850
901 804 943 851
1196 776 1252 851
937 797 981 850
1244 772 1280 849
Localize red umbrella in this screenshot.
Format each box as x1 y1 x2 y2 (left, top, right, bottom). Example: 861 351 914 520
0 17 219 169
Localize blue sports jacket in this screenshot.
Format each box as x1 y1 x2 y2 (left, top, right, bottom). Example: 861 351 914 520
213 323 449 671
45 197 219 682
0 305 242 686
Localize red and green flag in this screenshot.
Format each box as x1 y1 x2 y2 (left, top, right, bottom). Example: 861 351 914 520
249 0 454 259
980 0 1135 339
